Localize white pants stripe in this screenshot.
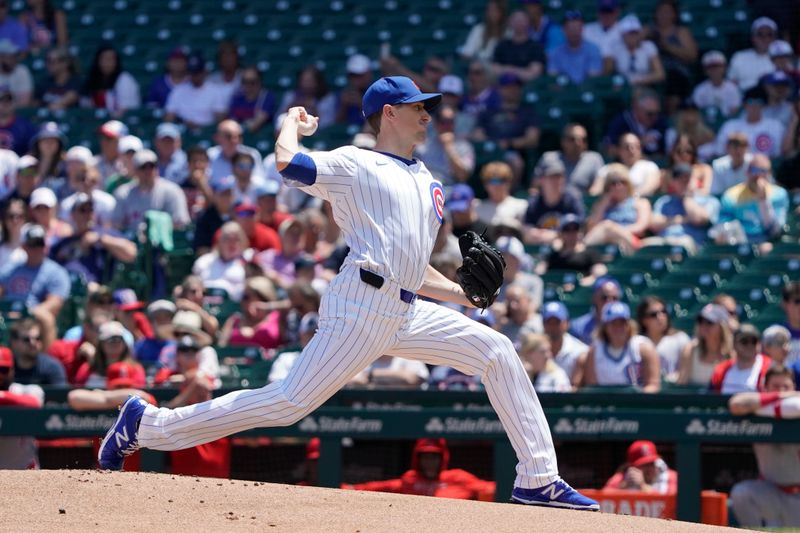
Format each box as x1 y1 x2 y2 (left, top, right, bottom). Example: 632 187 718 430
137 278 559 489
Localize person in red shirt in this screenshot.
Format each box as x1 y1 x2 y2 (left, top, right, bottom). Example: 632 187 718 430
604 440 678 494
73 321 143 388
0 346 43 469
213 202 281 253
346 438 495 500
254 181 292 233
710 324 772 394
112 288 154 341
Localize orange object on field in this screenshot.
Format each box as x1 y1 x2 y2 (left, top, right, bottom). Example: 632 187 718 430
578 489 727 526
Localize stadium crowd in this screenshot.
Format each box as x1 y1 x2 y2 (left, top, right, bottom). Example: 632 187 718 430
0 0 800 514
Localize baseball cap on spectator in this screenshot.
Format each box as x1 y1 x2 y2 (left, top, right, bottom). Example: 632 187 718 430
762 324 790 347
498 72 522 86
147 299 177 317
701 50 726 67
173 310 212 346
133 149 158 168
627 440 661 467
558 213 583 231
118 135 143 154
307 437 320 460
763 71 791 86
744 86 767 105
362 76 442 118
446 184 474 212
597 0 619 12
22 225 46 246
254 180 281 197
0 39 18 55
618 14 642 34
71 192 93 211
564 9 583 21
169 45 189 60
735 323 761 343
751 16 777 34
32 121 67 146
98 320 129 343
299 312 320 335
156 122 181 140
235 201 258 217
768 40 793 58
346 54 371 75
113 288 144 312
698 303 728 324
468 308 497 327
0 346 12 368
438 75 464 96
187 53 206 74
601 301 630 323
542 301 569 322
538 158 566 177
593 275 621 294
17 154 38 171
106 361 146 389
177 334 200 352
278 217 303 238
495 236 526 263
65 145 94 166
672 163 692 178
30 187 57 208
99 119 128 139
211 174 236 194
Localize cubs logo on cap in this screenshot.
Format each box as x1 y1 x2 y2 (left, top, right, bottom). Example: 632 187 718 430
362 76 442 119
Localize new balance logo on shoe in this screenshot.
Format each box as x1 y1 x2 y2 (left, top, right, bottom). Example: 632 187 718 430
114 427 129 448
539 484 566 501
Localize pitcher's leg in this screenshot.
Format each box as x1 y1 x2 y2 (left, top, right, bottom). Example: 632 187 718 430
138 312 398 451
386 300 557 489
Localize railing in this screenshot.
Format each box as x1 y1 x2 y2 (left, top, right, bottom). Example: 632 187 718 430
2 389 796 522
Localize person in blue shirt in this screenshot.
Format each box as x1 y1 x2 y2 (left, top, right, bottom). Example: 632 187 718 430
546 10 602 85
0 85 35 155
227 66 276 133
569 276 622 344
0 2 28 53
145 46 189 109
646 163 720 252
718 153 788 246
521 0 565 53
0 224 70 346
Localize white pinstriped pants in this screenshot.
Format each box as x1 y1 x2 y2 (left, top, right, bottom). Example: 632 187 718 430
138 269 559 489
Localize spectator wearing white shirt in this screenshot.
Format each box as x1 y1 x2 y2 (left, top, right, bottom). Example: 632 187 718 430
728 17 778 92
192 221 247 303
768 40 798 85
82 45 141 116
715 86 785 158
602 15 665 87
207 40 241 108
164 53 227 129
459 0 506 62
583 0 622 53
691 51 742 118
59 166 116 228
519 333 571 392
0 39 31 106
710 132 752 195
541 301 588 384
710 324 771 394
474 160 527 227
206 119 265 182
268 312 318 383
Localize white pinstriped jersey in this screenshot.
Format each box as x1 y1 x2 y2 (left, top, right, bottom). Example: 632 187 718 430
292 146 444 291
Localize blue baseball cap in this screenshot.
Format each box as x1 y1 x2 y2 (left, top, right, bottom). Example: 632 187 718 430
447 184 474 212
601 301 630 323
211 174 236 193
593 275 621 294
598 0 620 12
559 213 583 231
362 76 441 119
156 122 181 139
542 301 569 321
763 70 791 86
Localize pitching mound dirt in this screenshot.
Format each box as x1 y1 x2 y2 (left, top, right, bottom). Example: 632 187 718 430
0 470 739 532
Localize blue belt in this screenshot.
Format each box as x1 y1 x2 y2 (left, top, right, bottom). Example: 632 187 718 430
359 268 417 304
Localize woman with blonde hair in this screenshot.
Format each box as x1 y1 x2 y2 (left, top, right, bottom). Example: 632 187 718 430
218 276 282 351
576 301 661 392
192 221 248 302
519 333 571 392
677 304 734 386
474 160 528 226
583 163 651 254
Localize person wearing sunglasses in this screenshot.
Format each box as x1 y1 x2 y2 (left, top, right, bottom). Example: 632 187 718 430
0 197 26 265
717 153 788 249
0 346 43 470
604 89 667 159
207 119 265 183
475 160 527 227
0 224 70 348
710 324 771 393
228 65 275 133
6 316 66 385
153 122 188 186
728 17 779 92
635 296 689 382
677 304 734 387
112 149 190 231
569 275 622 344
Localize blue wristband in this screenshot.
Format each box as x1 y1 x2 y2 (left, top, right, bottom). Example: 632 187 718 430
279 152 317 185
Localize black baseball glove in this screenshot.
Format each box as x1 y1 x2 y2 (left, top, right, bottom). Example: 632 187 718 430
456 230 506 309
